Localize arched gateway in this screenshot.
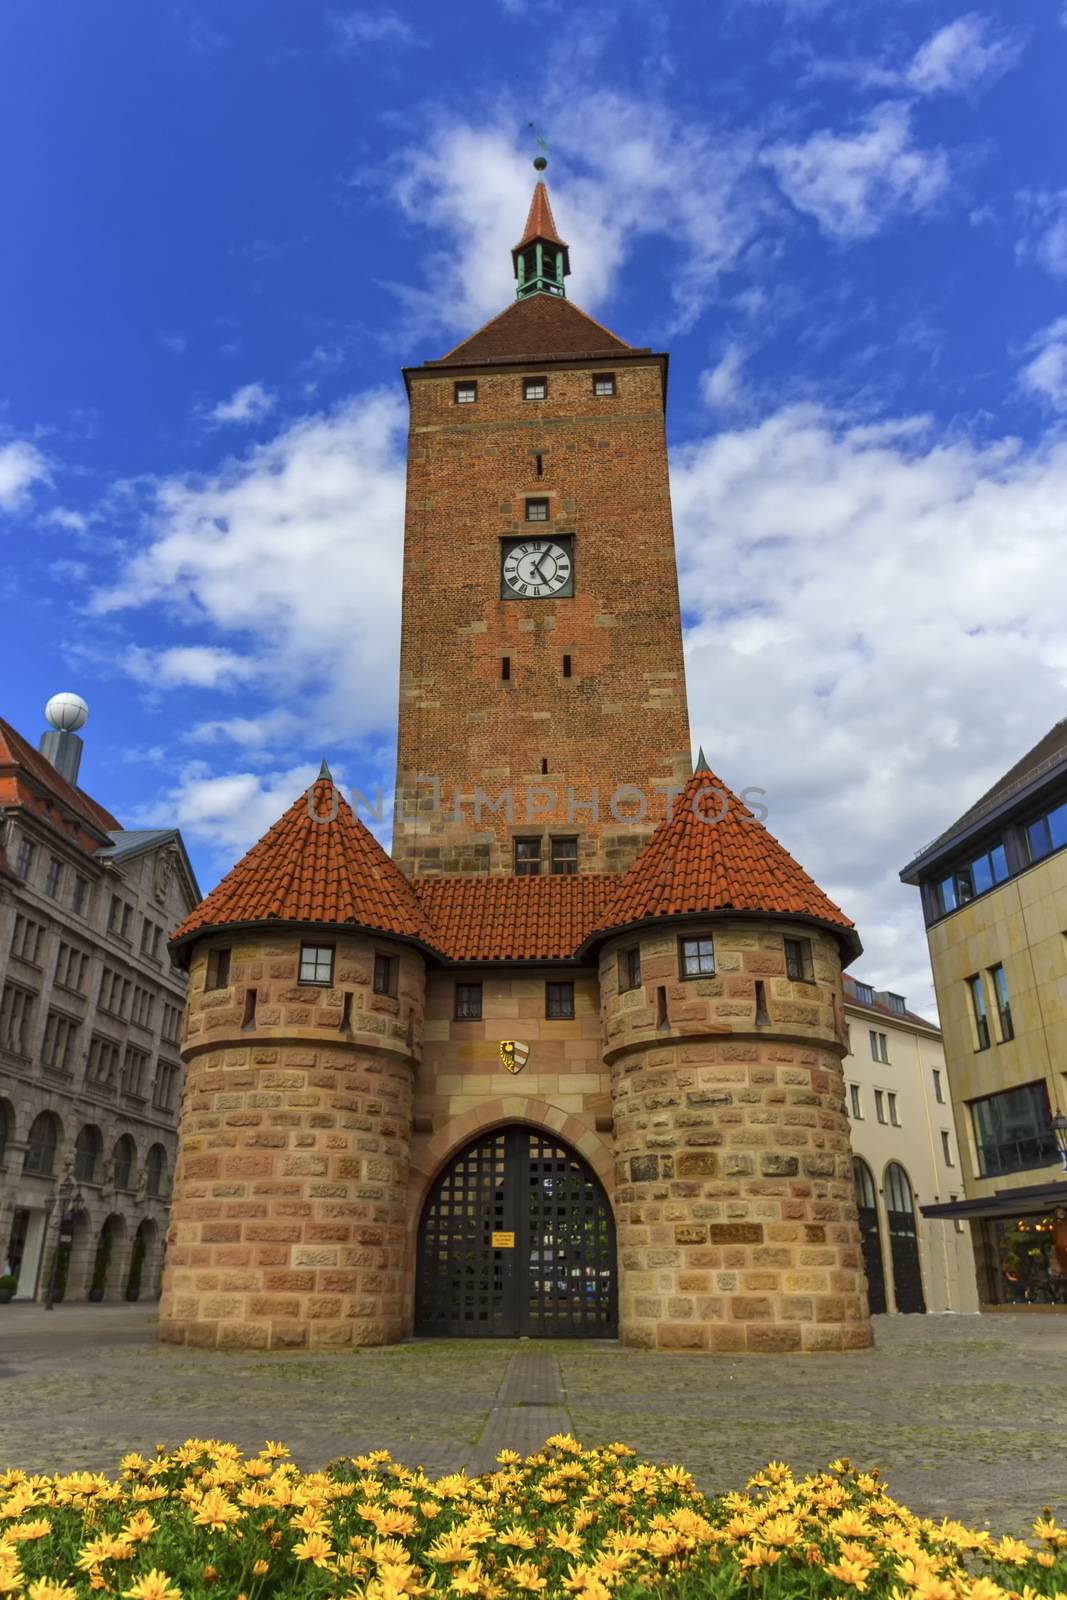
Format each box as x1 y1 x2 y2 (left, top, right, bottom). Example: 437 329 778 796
415 1127 616 1338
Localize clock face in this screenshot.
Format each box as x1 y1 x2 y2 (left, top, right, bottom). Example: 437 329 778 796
501 537 574 599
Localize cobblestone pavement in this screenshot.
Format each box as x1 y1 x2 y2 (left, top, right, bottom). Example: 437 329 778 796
2 1307 1064 1532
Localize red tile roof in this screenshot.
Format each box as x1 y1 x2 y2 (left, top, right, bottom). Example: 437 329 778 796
431 294 636 368
577 765 859 957
514 181 567 251
171 777 438 951
172 768 859 964
418 873 617 963
0 716 120 845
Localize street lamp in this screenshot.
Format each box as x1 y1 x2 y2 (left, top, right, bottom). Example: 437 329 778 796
1052 1112 1067 1176
45 1173 84 1311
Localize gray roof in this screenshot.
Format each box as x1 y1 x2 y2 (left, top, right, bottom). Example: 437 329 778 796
101 828 179 858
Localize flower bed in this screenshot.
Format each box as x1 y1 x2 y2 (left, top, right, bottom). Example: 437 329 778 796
2 1437 1065 1600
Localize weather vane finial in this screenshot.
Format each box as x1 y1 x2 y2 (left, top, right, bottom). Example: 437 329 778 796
527 120 549 172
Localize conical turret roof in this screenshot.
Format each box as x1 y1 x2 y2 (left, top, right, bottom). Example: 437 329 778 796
170 776 438 956
514 180 567 251
578 762 860 958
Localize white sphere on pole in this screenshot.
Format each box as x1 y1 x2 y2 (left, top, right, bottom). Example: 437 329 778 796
44 692 89 733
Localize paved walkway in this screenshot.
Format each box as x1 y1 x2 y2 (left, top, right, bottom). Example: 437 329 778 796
2 1306 1065 1531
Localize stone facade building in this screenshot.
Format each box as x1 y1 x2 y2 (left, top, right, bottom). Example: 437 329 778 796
842 976 978 1316
0 708 199 1302
161 174 874 1354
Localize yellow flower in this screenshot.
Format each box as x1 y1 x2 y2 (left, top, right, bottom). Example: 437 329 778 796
496 1524 536 1550
825 1557 872 1589
26 1582 78 1600
6 1519 51 1541
548 1528 583 1556
261 1442 290 1460
992 1536 1033 1565
191 1490 241 1532
501 1558 546 1591
292 1532 335 1568
122 1510 158 1544
496 1452 522 1466
428 1533 479 1565
123 1569 182 1600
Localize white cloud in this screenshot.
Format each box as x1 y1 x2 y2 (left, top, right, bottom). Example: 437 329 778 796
45 506 89 533
331 8 415 46
158 331 187 356
701 343 749 410
0 439 49 511
1018 318 1067 410
1017 189 1067 280
133 761 323 864
124 644 259 690
765 103 949 240
93 389 407 741
907 13 1022 96
208 382 276 426
389 97 763 335
672 405 1067 1007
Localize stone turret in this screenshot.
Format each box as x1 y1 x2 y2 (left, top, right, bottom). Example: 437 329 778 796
580 764 872 1354
160 775 433 1350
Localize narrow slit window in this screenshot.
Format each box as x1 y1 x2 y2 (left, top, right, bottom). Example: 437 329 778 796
241 988 257 1030
541 756 548 775
501 656 511 681
535 453 544 478
754 979 770 1026
562 654 572 678
340 992 353 1032
656 986 668 1028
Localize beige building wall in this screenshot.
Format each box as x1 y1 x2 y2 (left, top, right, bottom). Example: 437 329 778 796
843 997 979 1313
926 850 1067 1204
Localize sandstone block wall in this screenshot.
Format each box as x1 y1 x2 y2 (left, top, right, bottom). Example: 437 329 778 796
602 920 872 1352
394 357 691 879
160 932 423 1349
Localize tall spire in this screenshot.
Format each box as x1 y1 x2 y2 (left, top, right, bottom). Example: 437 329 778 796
512 156 570 300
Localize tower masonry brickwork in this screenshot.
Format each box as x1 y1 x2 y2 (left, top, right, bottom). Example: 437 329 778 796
162 173 873 1353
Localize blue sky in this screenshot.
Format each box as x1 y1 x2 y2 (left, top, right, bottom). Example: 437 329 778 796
2 0 1066 1009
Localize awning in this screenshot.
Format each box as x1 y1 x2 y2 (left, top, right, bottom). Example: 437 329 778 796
921 1177 1067 1222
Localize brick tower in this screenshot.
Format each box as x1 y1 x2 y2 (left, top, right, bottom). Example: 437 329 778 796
163 167 872 1354
393 176 692 880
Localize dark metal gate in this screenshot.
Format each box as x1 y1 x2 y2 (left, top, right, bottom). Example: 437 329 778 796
885 1161 926 1314
853 1157 887 1315
415 1126 617 1337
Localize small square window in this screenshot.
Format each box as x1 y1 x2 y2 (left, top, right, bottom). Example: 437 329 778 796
550 837 578 876
455 982 483 1020
299 944 335 985
592 373 616 397
619 947 641 992
525 497 549 522
206 948 231 991
523 377 547 401
546 981 575 1020
784 936 813 982
679 936 715 978
454 380 477 404
515 838 542 876
373 953 398 997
